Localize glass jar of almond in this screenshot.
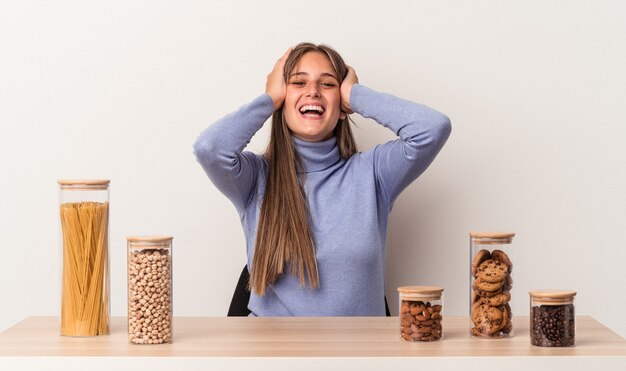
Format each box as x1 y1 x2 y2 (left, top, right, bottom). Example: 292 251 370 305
398 286 444 342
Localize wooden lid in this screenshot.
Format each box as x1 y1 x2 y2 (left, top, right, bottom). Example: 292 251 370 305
127 236 173 242
529 290 577 305
397 286 444 300
58 179 110 190
127 236 173 249
470 232 515 244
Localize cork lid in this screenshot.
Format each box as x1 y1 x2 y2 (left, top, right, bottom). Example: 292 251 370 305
470 232 515 244
529 290 577 305
127 236 173 249
58 179 110 190
397 286 444 300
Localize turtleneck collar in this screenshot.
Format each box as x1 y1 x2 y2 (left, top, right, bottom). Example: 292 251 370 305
292 136 342 174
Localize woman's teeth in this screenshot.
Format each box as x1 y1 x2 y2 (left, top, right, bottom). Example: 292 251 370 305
299 105 325 114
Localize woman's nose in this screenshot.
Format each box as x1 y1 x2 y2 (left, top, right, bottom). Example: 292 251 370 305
305 83 321 97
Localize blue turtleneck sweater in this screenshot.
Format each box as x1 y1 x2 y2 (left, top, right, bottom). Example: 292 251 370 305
194 84 451 316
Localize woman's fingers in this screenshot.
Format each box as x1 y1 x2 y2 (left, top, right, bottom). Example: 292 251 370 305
344 66 358 85
341 66 358 114
278 48 291 66
266 48 292 111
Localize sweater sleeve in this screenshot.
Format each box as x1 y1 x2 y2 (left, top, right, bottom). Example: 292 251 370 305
350 84 452 205
193 94 275 212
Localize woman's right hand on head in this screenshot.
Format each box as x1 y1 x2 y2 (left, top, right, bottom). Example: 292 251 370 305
266 48 291 111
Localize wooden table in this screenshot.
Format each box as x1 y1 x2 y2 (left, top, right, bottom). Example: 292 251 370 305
1 316 625 370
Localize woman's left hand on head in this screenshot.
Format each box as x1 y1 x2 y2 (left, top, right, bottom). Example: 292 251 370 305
340 66 358 114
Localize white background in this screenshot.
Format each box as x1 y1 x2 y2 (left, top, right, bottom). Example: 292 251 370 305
1 0 625 339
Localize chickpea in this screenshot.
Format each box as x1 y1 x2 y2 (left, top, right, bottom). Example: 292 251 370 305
128 248 172 344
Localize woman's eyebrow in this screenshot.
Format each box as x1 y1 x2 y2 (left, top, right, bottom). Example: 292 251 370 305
289 71 339 80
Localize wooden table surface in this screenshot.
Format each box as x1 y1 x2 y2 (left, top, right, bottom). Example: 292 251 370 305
1 315 625 357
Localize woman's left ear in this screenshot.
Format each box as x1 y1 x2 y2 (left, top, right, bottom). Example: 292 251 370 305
339 111 347 120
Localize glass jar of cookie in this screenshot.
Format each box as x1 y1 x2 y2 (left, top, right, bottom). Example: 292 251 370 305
469 232 514 338
529 290 576 347
127 236 173 344
398 286 444 342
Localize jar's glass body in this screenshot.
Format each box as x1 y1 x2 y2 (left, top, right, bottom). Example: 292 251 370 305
58 180 110 336
529 290 576 347
469 232 514 338
127 236 173 344
398 286 444 342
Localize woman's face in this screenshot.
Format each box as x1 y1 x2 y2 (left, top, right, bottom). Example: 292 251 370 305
283 51 345 142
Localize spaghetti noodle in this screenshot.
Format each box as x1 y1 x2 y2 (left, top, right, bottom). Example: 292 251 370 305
60 201 109 336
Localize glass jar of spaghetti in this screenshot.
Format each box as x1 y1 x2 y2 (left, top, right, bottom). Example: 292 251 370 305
58 179 110 336
127 236 173 344
469 232 515 338
398 286 444 341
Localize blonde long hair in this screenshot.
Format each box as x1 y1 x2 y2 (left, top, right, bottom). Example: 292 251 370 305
250 43 357 295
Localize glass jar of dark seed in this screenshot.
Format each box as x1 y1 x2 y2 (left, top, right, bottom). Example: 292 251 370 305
529 290 576 347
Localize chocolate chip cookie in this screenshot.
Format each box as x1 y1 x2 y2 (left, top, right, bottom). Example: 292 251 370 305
473 278 505 292
480 291 511 306
473 304 505 335
476 259 508 283
491 249 513 272
471 249 491 275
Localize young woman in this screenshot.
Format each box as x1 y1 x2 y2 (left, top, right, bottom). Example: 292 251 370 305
194 42 451 316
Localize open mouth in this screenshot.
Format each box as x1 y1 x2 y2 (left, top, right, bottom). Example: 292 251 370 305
299 104 325 119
